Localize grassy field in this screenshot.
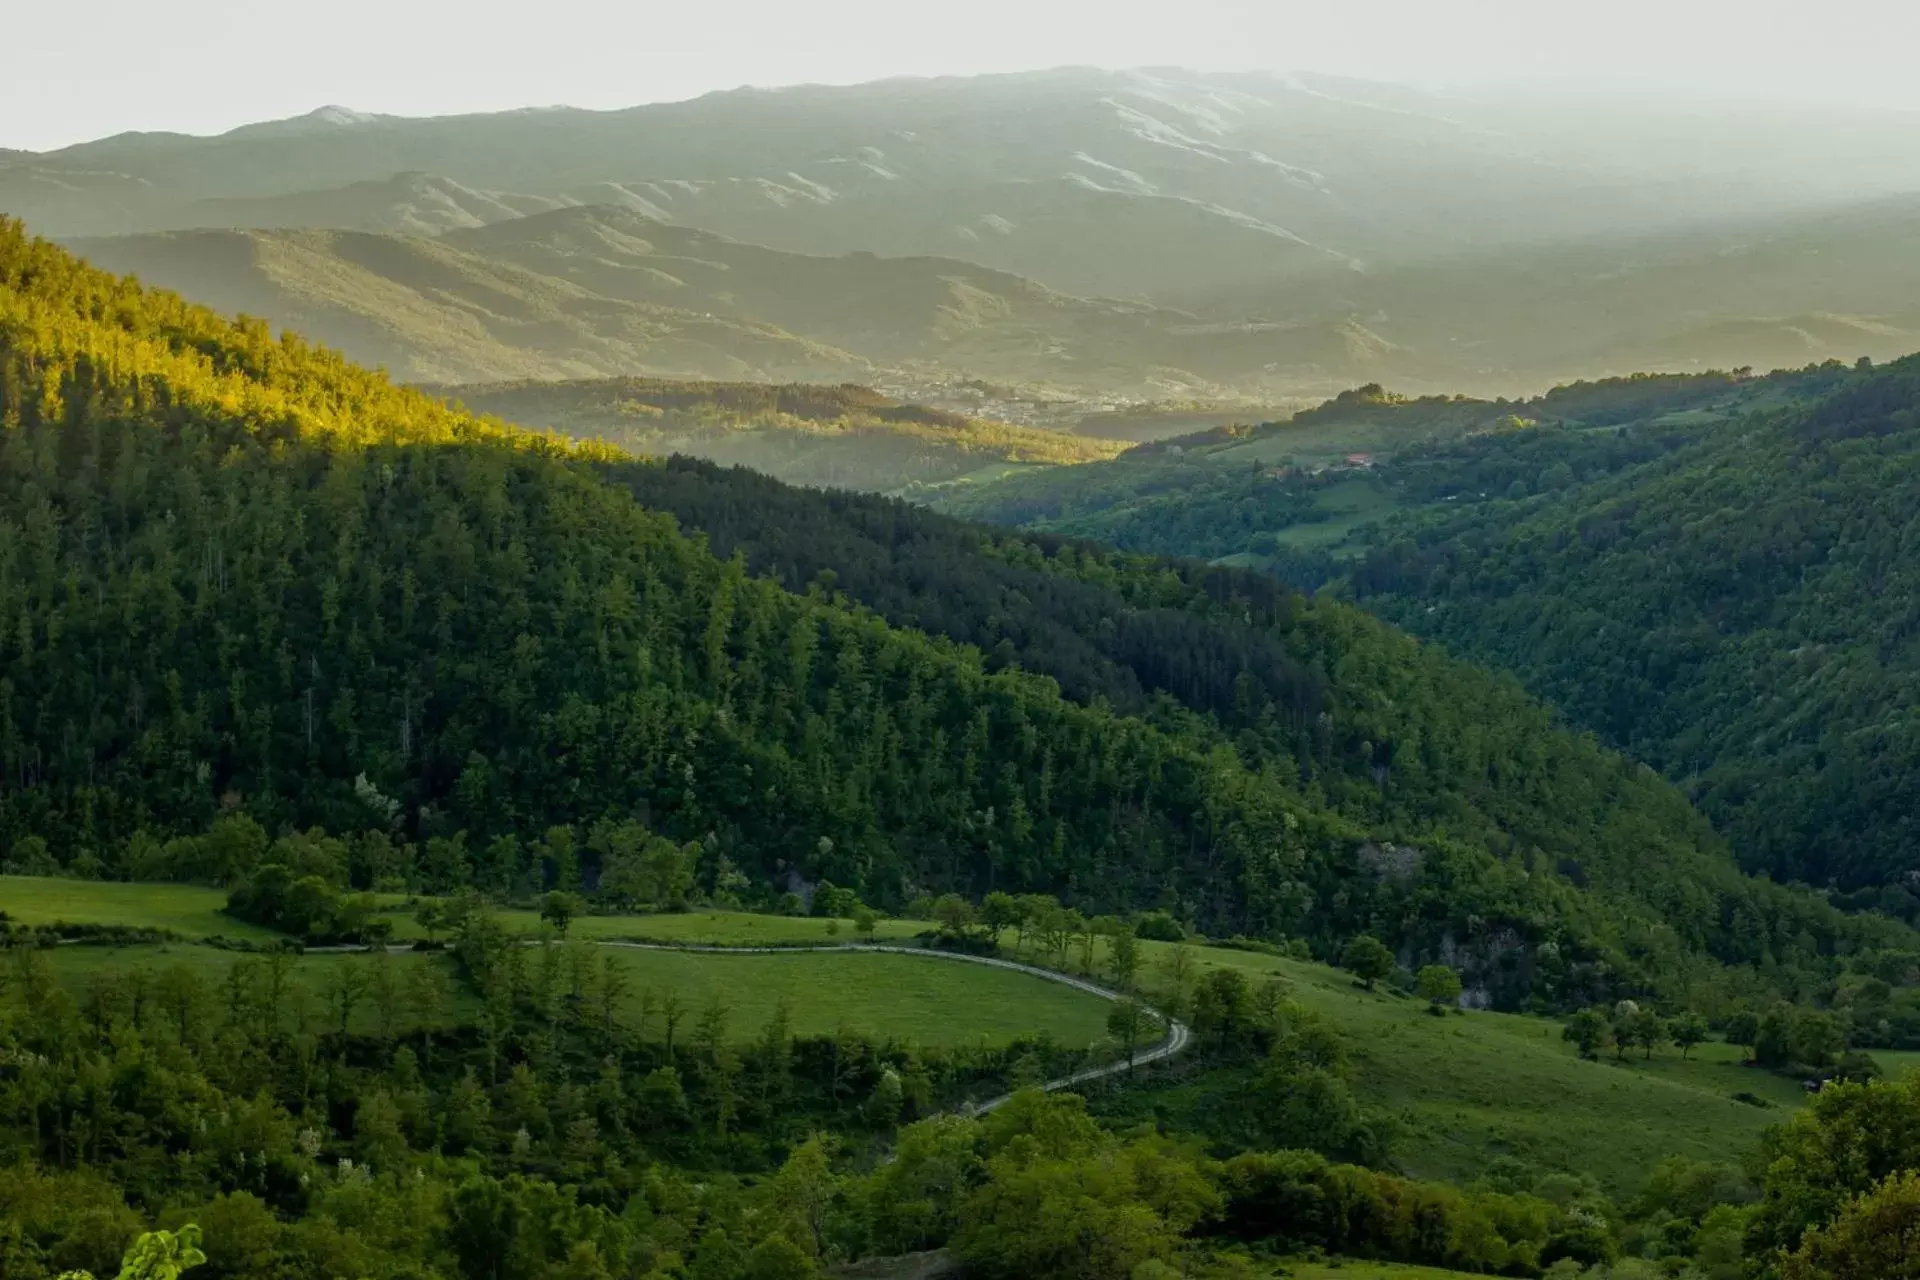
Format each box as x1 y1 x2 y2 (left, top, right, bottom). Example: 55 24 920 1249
446 902 1819 1191
18 942 1111 1048
0 875 281 940
596 948 1112 1047
376 904 930 946
1072 936 1806 1195
2 881 1108 1048
1266 477 1401 552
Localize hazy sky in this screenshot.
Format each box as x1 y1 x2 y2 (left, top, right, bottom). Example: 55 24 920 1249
7 0 1919 151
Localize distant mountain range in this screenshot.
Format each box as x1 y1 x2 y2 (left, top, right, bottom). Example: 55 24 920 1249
13 68 1920 396
1195 195 1920 392
16 69 1920 295
68 206 1396 391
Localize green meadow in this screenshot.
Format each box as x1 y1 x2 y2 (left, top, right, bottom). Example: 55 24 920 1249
595 947 1113 1047
1 876 1834 1193
0 874 281 940
2 880 1109 1049
1091 936 1806 1195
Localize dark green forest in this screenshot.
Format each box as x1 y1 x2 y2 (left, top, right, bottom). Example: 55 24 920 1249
0 219 1905 1012
937 362 1920 913
1338 358 1920 903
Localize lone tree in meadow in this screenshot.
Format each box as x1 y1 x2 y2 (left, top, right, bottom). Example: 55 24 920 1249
1673 1012 1710 1059
1107 928 1141 990
932 893 976 943
1416 964 1462 1013
1623 1007 1670 1060
1724 1010 1760 1062
539 890 585 936
1340 935 1395 991
980 891 1023 947
1563 1009 1610 1060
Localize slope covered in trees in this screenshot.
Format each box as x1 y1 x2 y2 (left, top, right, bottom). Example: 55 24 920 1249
0 221 1903 1010
929 373 1825 564
942 361 1920 902
1336 355 1920 901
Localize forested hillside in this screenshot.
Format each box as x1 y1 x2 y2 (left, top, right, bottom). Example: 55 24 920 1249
0 221 1904 1011
1337 355 1920 903
942 361 1920 905
931 374 1813 560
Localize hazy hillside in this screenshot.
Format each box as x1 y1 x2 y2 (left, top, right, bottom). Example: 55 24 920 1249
67 208 1395 393
429 376 1125 492
15 69 1920 303
182 169 572 236
17 73 1920 398
65 223 876 383
1201 196 1920 390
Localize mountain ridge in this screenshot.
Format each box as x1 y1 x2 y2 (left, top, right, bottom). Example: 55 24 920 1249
18 67 1920 300
65 207 1396 393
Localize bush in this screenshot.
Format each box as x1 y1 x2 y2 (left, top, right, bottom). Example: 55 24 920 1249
0 921 178 948
1217 1149 1561 1272
1340 935 1396 990
225 864 388 944
1133 911 1186 942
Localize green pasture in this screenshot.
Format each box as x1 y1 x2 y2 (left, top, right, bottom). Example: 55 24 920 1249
1092 937 1804 1194
393 905 929 946
0 874 281 941
595 947 1113 1048
2 880 1110 1049
20 940 1110 1049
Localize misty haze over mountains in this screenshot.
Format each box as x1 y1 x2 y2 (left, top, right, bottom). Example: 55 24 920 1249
11 66 1920 396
